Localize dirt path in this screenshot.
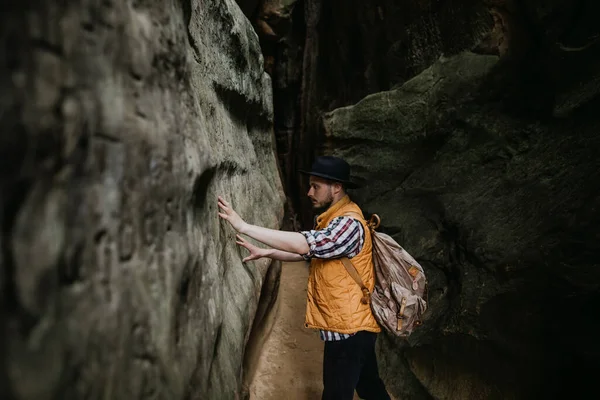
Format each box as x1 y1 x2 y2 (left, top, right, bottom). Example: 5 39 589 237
249 262 371 400
249 261 324 399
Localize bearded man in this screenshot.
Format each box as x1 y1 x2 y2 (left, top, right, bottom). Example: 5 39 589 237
218 156 390 400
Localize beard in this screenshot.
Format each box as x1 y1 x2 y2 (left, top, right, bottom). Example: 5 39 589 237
312 202 332 214
311 193 334 213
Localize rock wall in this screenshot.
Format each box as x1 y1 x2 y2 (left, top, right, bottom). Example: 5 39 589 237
0 0 285 399
320 3 600 399
269 0 600 227
269 0 496 226
257 0 600 398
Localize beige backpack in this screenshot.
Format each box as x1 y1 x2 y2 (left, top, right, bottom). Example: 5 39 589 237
342 213 428 337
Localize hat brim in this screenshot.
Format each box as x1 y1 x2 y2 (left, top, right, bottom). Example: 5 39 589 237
299 170 361 189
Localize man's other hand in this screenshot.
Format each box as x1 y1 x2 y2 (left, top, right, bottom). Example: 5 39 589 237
217 196 247 232
235 234 266 262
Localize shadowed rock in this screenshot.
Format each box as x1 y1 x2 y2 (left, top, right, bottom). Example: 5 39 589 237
324 51 600 399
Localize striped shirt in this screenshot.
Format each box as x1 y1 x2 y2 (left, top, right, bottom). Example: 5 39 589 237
300 216 365 342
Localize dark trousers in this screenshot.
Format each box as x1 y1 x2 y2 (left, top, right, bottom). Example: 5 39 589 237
322 331 391 400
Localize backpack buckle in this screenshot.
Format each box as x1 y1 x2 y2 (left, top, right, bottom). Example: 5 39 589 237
368 214 381 230
361 288 371 305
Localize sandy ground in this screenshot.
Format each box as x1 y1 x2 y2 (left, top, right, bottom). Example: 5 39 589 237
249 261 325 400
249 262 368 400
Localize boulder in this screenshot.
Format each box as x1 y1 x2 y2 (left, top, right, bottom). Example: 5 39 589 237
0 0 284 399
324 51 600 399
272 0 600 228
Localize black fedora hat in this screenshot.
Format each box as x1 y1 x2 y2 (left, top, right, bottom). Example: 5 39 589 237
299 156 360 189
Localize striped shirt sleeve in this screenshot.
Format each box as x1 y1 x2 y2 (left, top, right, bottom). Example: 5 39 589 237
300 216 365 260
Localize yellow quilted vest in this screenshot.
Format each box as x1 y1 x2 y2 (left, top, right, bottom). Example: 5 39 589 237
304 195 381 333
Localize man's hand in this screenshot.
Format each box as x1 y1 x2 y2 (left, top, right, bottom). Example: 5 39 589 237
235 234 267 262
218 196 247 232
218 196 310 255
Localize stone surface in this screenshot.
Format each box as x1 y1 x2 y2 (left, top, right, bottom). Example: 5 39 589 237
269 0 600 227
323 50 600 399
265 2 600 395
271 0 496 227
0 0 285 399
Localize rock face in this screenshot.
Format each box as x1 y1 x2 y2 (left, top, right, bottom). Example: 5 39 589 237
271 0 600 226
270 0 495 224
260 0 600 397
0 1 284 399
324 50 600 398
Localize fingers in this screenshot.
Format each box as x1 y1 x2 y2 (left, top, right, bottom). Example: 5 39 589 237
217 197 228 211
236 236 252 255
217 195 233 220
217 196 230 208
236 235 257 262
217 196 228 205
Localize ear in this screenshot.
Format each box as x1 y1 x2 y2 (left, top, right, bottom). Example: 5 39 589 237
331 181 343 195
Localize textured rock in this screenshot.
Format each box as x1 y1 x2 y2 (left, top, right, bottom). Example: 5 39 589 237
235 0 299 76
0 0 285 399
313 1 600 397
270 0 495 227
323 51 600 399
269 0 600 228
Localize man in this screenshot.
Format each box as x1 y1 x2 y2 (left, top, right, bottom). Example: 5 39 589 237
218 156 390 400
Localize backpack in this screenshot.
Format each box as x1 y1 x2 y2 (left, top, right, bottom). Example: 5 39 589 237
342 212 428 337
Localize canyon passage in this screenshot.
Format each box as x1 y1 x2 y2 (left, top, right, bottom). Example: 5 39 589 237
1 0 599 399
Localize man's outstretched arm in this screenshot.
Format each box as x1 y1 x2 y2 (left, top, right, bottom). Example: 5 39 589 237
218 196 310 255
265 249 306 262
235 235 305 262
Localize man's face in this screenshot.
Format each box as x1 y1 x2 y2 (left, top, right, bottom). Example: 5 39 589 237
307 176 335 210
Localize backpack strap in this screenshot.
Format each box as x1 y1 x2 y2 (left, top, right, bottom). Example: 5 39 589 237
342 211 380 231
342 211 364 221
340 258 371 305
340 211 375 305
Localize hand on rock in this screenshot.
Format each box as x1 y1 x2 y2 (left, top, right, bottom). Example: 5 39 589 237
236 234 266 262
218 196 247 232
